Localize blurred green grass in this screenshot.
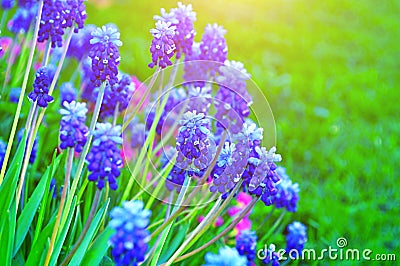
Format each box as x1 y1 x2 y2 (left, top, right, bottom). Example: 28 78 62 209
87 0 400 256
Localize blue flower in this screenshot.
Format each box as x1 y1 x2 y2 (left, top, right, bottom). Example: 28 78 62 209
9 87 21 103
261 244 281 266
67 24 96 60
204 246 247 266
236 230 258 263
176 111 214 172
2 0 15 9
59 101 88 152
286 221 307 255
89 25 122 87
86 123 123 190
8 6 36 34
28 67 54 108
148 20 176 68
273 167 300 212
130 118 146 149
187 84 212 115
59 82 77 104
109 201 151 266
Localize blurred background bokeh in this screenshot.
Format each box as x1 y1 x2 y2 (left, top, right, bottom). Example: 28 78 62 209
88 0 399 256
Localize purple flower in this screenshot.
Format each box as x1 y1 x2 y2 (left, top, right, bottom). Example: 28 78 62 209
187 84 212 115
67 24 96 60
28 66 54 108
155 2 196 59
60 82 77 104
261 244 281 266
89 25 122 87
86 123 123 190
204 246 247 266
236 230 258 263
109 201 151 266
2 0 15 9
59 101 88 152
18 0 35 8
286 221 307 255
100 73 135 118
8 6 36 34
62 0 87 33
148 20 176 68
9 87 21 103
199 23 228 75
130 119 146 149
273 167 300 212
176 111 214 172
183 42 209 87
0 139 6 167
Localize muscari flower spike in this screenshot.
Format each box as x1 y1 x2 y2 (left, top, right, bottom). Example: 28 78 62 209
9 87 21 103
286 221 307 254
148 20 176 68
176 111 214 172
155 2 196 59
8 6 36 34
199 23 228 75
68 24 96 60
89 25 122 87
28 66 54 108
86 123 123 190
183 42 209 87
130 118 146 149
59 82 77 104
59 101 88 152
18 0 36 8
2 0 15 9
273 167 300 212
236 230 258 263
261 244 281 266
204 246 247 266
187 84 212 115
100 73 135 118
109 201 151 266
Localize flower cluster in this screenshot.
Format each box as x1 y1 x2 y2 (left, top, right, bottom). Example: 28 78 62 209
67 24 96 60
204 246 247 266
148 20 176 68
261 245 281 266
273 167 300 212
59 101 88 152
236 230 258 263
89 25 122 87
187 84 212 114
109 201 151 266
176 111 214 172
28 66 54 108
286 221 307 254
59 82 77 104
86 123 123 190
100 73 135 118
1 0 14 9
9 87 21 103
38 0 87 48
154 2 196 59
8 6 36 34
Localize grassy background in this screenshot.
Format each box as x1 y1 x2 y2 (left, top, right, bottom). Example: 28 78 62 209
89 0 400 259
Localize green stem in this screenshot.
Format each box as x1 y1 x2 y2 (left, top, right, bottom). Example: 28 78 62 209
60 189 101 266
166 197 259 265
0 0 44 184
44 148 74 266
60 81 106 230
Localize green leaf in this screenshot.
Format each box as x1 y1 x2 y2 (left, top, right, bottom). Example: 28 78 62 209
0 200 17 266
25 215 56 266
69 198 110 266
159 223 190 263
81 227 113 266
0 135 27 220
14 153 61 255
49 196 78 265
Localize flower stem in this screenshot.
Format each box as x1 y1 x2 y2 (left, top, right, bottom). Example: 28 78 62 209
42 41 52 67
112 102 119 126
15 106 39 211
59 81 106 230
43 148 74 266
165 197 259 265
0 0 44 184
60 189 101 266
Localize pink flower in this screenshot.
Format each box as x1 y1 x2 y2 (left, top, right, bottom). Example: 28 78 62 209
237 192 252 207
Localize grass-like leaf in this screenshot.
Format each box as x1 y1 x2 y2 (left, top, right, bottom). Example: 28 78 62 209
81 226 113 265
